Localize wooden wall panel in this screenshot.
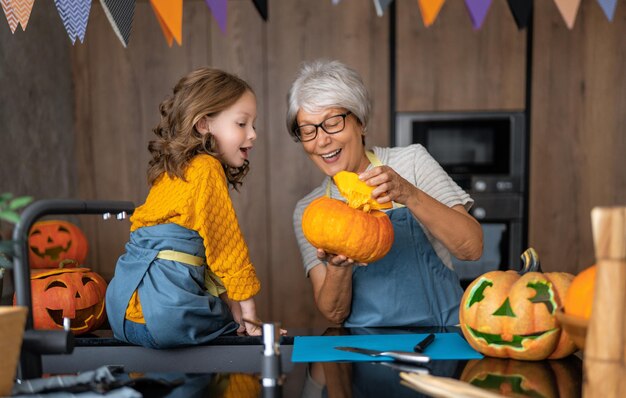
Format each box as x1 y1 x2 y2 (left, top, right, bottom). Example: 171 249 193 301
266 0 389 328
72 2 215 281
529 1 626 274
0 1 75 303
396 0 526 112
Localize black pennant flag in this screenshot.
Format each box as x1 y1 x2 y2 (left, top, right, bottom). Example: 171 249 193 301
100 0 135 47
251 0 267 21
507 0 532 30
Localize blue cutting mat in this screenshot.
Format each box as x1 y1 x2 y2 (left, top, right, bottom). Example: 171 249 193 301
291 333 482 363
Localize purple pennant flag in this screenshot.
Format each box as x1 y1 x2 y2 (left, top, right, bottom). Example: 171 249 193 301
205 0 227 34
55 0 92 44
464 0 493 30
597 0 617 21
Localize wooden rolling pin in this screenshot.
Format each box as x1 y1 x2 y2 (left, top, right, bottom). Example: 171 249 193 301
584 207 626 397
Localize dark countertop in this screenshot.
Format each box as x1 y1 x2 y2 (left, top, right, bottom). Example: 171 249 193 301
38 327 583 398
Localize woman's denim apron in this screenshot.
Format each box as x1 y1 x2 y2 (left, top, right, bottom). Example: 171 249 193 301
342 151 464 327
106 223 237 348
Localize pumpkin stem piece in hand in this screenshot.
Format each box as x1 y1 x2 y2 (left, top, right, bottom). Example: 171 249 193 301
333 171 392 211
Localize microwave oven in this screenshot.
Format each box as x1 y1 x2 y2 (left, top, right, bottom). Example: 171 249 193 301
395 111 527 285
395 111 526 194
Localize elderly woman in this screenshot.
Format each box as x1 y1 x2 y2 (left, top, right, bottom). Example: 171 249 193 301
287 60 483 327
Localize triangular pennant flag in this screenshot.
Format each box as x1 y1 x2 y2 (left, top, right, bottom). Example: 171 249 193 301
1 0 20 33
150 0 182 46
251 0 267 21
417 0 445 27
464 0 493 30
507 0 532 29
373 0 393 17
205 0 227 34
100 0 134 47
55 0 92 44
597 0 617 21
553 0 581 29
2 0 34 33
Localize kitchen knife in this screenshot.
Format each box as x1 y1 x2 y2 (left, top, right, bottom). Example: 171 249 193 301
334 346 430 364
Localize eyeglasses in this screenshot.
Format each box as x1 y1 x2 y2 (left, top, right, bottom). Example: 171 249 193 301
294 112 351 142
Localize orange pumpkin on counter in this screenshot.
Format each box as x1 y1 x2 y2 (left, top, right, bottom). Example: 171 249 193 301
302 171 394 263
28 220 88 268
459 248 576 360
563 264 596 320
16 267 108 335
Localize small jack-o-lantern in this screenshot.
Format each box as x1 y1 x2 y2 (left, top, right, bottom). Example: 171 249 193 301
28 220 88 269
461 357 582 398
460 248 576 360
16 267 107 335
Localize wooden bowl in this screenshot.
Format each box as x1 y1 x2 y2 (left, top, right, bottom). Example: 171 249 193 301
555 309 588 351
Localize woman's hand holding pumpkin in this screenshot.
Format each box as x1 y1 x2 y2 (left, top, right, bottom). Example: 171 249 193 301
359 166 418 207
317 248 367 267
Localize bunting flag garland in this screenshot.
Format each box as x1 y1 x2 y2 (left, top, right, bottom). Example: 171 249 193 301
0 0 622 45
597 0 617 21
373 0 393 17
150 0 182 46
464 0 493 30
507 0 532 29
252 0 268 21
418 0 445 27
99 0 134 47
205 0 226 34
553 0 581 29
55 0 91 44
1 0 34 33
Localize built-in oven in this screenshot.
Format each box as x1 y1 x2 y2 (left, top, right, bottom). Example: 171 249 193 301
395 111 526 286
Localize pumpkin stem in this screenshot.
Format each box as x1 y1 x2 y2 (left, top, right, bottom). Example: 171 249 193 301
519 248 542 274
58 259 78 269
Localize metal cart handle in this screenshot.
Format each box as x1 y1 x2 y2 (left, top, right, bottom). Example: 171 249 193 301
12 199 135 379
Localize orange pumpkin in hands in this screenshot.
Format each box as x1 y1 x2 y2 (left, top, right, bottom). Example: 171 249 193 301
302 171 394 263
459 248 576 360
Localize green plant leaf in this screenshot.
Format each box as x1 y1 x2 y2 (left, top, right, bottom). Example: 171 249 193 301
0 192 13 204
9 196 33 210
0 210 21 224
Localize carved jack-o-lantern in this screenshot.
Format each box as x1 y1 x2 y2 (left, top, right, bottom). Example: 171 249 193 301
21 268 107 335
459 249 576 360
28 220 88 269
461 357 582 398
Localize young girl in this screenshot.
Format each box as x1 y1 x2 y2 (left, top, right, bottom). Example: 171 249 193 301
106 68 264 348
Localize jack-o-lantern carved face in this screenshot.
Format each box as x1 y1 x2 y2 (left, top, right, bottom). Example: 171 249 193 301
28 220 88 269
461 357 582 398
459 249 576 361
25 268 107 335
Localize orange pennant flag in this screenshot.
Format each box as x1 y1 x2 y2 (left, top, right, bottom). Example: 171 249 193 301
150 0 182 46
418 0 445 27
553 0 581 29
1 0 35 33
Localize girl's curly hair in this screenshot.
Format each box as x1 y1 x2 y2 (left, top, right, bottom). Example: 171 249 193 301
147 67 254 189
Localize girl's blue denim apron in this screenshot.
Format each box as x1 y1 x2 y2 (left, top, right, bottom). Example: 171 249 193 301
106 223 237 348
342 151 464 327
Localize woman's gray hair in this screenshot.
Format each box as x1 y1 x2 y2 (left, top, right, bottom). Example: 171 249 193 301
286 59 371 141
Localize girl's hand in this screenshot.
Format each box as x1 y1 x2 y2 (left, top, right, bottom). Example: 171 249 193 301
317 248 367 267
359 165 418 207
